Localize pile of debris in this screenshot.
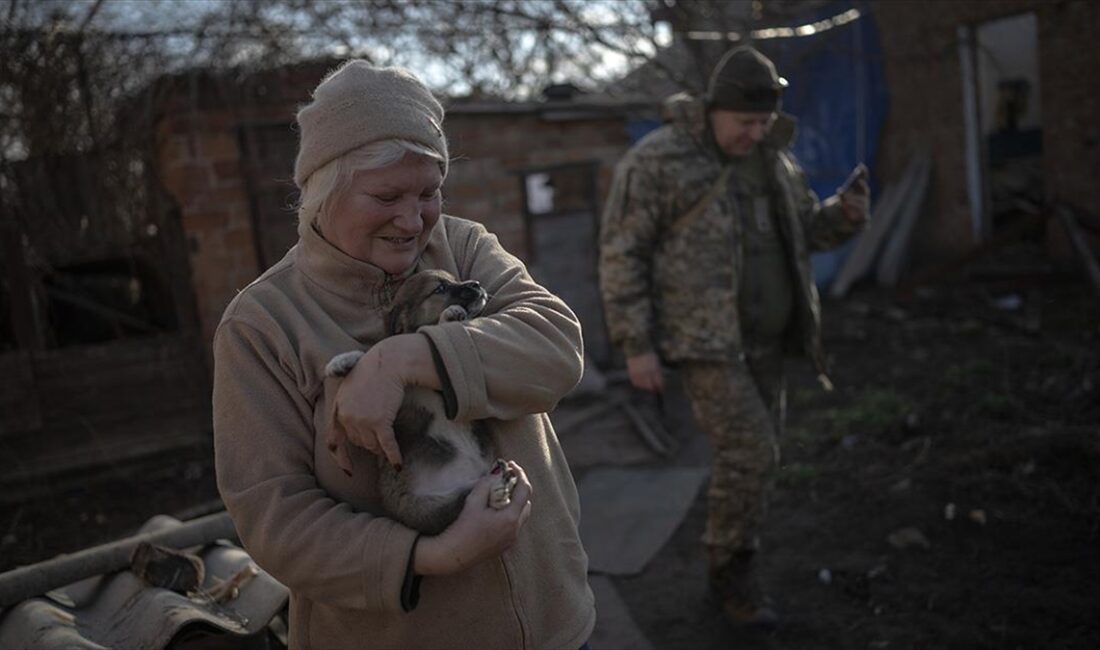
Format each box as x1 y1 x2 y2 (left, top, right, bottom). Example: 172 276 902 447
0 513 288 650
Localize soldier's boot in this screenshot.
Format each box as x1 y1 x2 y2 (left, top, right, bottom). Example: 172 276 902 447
708 551 779 627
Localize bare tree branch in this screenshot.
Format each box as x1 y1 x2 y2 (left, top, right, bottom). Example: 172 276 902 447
76 0 104 33
2 0 736 167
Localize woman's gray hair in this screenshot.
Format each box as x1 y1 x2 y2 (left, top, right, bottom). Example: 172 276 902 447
297 138 446 238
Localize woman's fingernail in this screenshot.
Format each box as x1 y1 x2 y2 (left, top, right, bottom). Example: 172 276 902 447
491 464 502 475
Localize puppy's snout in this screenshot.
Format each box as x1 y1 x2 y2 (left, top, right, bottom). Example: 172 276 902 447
458 281 482 301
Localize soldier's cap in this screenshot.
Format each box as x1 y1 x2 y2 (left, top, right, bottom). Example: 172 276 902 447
706 45 788 113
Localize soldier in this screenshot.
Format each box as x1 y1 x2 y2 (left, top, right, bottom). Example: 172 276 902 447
599 45 869 625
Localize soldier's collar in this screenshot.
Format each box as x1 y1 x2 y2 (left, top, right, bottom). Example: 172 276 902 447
766 112 798 148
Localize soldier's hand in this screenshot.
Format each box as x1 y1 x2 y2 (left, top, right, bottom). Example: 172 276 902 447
838 163 870 224
840 185 869 224
626 352 665 394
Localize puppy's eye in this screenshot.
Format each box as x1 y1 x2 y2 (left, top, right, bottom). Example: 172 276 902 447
432 283 447 294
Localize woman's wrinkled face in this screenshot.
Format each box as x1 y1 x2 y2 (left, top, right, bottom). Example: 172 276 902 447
324 153 443 275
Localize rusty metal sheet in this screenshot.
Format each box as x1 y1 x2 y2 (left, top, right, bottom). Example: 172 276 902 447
0 517 288 650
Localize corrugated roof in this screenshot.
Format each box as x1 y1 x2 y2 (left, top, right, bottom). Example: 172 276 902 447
445 97 656 120
0 515 288 650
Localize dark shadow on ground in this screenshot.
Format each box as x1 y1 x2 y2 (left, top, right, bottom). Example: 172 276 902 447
614 275 1100 650
4 272 1098 650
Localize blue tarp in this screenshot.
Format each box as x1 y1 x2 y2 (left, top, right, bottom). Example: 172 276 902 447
627 118 663 144
625 1 888 288
760 0 888 287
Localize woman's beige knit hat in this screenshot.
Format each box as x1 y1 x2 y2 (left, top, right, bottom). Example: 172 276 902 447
293 60 448 188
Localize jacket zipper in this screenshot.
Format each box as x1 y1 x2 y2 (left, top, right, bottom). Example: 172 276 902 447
499 556 527 649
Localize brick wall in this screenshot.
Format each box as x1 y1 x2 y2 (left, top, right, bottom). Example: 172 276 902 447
871 0 1100 266
156 112 257 350
1035 1 1100 257
152 63 641 356
444 108 635 258
153 62 332 352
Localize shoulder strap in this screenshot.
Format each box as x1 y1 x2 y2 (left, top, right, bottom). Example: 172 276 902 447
667 165 733 235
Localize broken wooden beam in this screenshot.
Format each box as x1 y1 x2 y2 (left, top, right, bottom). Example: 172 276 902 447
877 154 933 287
1055 204 1100 301
617 398 676 458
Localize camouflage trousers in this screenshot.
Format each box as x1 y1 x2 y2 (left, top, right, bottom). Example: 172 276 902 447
680 338 786 570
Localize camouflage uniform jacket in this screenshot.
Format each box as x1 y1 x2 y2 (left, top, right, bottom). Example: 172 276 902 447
599 94 863 380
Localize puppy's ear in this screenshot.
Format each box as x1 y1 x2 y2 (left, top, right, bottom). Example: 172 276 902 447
386 303 409 336
387 273 427 335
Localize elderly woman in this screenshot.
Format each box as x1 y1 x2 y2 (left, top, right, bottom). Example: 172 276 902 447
213 61 595 649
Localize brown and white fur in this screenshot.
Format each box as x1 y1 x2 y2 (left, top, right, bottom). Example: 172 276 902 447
325 269 517 535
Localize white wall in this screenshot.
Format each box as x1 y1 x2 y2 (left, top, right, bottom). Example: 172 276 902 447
976 12 1041 134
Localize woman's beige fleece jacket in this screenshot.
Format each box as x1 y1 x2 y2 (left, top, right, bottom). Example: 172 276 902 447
213 215 595 649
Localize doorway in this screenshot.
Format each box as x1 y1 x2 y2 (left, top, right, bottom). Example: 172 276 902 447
959 12 1043 244
520 162 612 367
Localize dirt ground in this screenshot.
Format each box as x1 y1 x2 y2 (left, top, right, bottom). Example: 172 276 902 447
3 262 1099 650
617 272 1100 650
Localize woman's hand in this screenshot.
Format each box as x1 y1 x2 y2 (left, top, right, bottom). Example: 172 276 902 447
327 333 441 474
413 461 533 575
626 352 665 394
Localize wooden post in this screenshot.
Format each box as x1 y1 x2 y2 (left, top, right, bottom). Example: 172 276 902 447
0 220 46 351
1056 204 1100 300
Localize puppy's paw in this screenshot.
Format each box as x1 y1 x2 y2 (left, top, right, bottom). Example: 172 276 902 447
439 305 469 324
488 459 518 510
325 351 364 378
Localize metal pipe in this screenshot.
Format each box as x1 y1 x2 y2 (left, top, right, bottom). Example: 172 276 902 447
0 511 237 609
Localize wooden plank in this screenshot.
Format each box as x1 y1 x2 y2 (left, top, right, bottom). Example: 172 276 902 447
617 398 676 458
0 221 47 350
0 412 210 492
1056 204 1100 300
829 157 919 297
20 335 207 433
877 154 933 286
0 351 42 435
45 285 156 333
147 177 202 337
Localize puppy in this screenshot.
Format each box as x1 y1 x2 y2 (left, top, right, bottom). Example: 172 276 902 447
325 269 518 535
